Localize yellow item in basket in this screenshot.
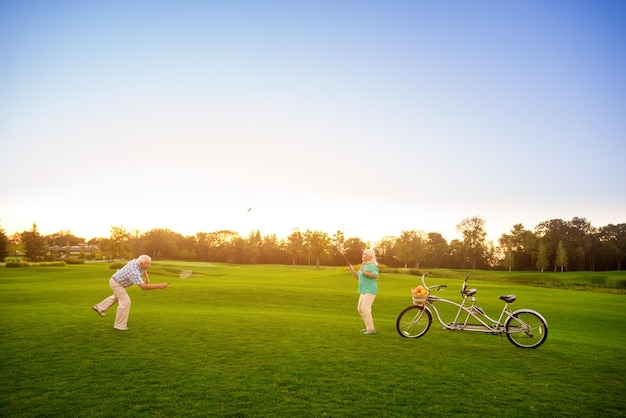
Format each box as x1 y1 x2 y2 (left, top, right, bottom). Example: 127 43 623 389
412 286 427 296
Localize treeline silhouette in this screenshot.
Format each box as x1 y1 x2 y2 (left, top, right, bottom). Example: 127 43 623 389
3 216 625 271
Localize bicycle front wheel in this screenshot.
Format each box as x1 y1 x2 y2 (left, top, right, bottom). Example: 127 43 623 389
505 310 548 348
396 305 432 338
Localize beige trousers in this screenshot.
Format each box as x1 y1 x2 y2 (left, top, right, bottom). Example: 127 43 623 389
357 293 377 331
94 277 132 329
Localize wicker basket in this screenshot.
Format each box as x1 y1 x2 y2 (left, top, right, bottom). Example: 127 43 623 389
411 288 429 306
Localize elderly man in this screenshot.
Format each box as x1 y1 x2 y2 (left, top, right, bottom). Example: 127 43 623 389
92 255 167 330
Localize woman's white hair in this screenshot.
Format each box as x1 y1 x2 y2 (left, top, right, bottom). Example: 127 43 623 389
363 249 378 265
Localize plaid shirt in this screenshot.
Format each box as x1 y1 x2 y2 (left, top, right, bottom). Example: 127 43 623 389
112 259 145 288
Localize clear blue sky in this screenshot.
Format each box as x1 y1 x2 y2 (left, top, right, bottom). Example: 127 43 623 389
1 0 625 244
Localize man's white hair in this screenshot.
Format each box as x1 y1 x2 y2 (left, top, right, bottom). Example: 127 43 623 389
137 254 152 263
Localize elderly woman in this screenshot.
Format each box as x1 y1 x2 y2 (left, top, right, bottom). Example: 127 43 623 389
92 255 168 331
348 249 379 335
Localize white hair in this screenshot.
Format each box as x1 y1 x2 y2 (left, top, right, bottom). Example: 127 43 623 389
363 249 378 265
137 254 152 263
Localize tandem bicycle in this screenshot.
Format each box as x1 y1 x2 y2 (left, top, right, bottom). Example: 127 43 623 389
396 272 548 348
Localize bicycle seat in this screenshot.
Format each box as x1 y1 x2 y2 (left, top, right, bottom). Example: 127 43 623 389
499 294 516 303
462 288 477 297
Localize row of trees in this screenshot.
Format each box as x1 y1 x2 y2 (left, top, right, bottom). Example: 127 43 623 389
1 216 625 271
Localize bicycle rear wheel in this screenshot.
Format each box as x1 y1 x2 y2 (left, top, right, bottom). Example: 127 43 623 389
505 310 548 348
396 305 432 338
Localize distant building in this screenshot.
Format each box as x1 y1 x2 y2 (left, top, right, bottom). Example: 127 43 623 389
50 244 99 256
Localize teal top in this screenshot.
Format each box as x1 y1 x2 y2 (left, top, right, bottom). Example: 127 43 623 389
357 262 379 295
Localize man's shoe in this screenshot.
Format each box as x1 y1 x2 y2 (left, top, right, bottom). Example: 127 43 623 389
113 327 129 331
92 305 105 317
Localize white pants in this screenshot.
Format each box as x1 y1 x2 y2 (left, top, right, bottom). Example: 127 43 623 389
94 277 132 329
357 293 377 331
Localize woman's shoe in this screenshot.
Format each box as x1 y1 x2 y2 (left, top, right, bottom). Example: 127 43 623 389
363 330 376 335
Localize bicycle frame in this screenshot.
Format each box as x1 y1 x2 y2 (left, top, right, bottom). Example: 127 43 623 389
427 291 514 334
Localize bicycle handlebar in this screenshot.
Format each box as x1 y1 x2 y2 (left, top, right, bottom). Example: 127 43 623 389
420 272 447 292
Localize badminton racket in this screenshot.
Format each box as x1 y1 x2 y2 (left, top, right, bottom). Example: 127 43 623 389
167 269 192 285
334 242 350 265
335 242 359 279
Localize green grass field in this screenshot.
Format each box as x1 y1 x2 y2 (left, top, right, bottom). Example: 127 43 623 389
1 263 625 417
